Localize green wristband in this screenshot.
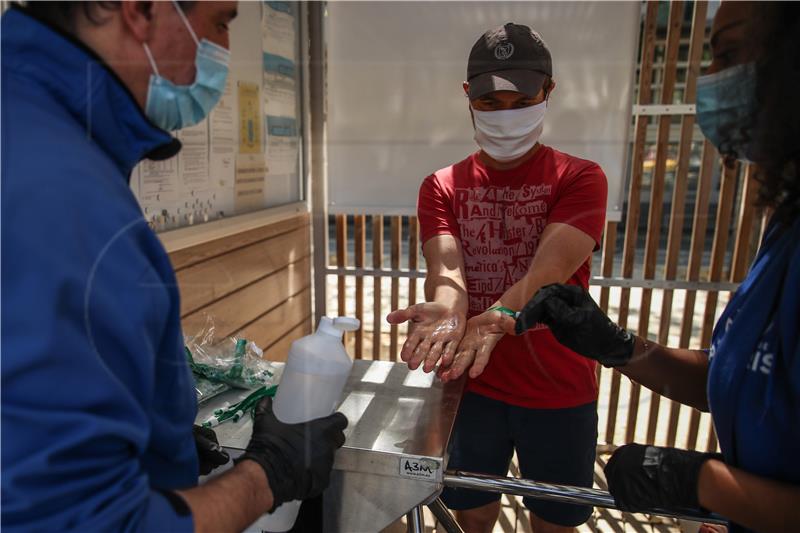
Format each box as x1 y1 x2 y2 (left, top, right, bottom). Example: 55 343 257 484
487 306 519 318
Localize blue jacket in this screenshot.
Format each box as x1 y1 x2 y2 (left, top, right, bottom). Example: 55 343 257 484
2 8 198 532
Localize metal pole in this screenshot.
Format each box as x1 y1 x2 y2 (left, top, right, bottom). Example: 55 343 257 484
427 498 464 533
308 1 328 325
444 471 727 525
406 505 424 533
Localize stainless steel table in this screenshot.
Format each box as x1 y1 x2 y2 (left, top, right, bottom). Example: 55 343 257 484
197 360 464 533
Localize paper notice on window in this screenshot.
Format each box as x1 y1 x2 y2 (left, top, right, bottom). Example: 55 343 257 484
238 81 261 154
265 116 299 177
263 53 297 119
210 80 236 188
235 153 266 213
139 157 178 202
177 120 209 190
262 1 296 61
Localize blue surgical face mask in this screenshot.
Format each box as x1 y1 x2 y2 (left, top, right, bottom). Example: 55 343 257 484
142 0 230 131
695 62 757 161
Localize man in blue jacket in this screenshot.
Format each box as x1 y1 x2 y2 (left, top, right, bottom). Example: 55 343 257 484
1 2 346 531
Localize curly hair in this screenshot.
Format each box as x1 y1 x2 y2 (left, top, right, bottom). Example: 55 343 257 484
750 3 800 224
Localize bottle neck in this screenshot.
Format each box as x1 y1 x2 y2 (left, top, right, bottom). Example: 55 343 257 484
317 320 344 339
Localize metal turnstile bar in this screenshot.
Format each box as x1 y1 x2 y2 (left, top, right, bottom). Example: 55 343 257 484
406 505 424 533
427 498 465 533
444 471 727 526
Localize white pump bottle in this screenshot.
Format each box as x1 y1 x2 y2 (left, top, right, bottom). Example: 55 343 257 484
248 316 359 532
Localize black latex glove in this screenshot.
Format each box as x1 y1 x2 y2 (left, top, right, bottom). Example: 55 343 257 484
604 443 722 513
193 424 230 476
235 397 348 511
515 283 635 367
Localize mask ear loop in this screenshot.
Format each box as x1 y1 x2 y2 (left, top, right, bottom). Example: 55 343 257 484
142 43 160 77
170 0 201 47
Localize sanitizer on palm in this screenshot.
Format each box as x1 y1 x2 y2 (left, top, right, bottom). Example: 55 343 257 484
249 316 359 533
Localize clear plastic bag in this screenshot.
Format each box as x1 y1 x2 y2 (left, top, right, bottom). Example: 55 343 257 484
194 375 230 405
185 316 277 390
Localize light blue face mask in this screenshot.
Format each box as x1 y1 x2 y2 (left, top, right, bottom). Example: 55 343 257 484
695 62 757 161
143 0 230 131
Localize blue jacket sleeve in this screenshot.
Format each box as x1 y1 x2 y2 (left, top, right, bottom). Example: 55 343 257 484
2 182 197 532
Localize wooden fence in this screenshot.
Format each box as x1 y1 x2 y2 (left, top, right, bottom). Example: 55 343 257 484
323 1 764 453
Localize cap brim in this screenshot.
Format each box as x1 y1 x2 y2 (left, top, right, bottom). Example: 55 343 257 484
468 69 547 99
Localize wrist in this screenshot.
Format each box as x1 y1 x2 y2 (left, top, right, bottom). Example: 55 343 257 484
696 457 724 512
486 305 519 318
236 458 275 513
631 335 651 363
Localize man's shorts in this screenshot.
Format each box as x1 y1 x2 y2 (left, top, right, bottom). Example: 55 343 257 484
442 392 598 527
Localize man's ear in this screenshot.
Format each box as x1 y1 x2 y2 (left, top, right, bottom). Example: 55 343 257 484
463 81 470 98
119 1 156 43
545 78 556 101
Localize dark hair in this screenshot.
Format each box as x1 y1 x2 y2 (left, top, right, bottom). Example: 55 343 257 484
749 3 800 224
18 1 195 35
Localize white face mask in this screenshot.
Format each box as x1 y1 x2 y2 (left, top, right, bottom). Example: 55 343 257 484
472 101 547 162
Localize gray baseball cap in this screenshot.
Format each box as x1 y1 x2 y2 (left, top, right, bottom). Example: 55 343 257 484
467 23 552 99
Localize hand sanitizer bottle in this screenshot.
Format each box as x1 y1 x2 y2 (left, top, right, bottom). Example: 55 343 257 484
248 316 359 532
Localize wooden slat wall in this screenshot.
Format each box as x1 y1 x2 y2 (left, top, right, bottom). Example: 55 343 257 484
646 0 707 446
173 213 313 362
606 0 659 445
628 0 684 445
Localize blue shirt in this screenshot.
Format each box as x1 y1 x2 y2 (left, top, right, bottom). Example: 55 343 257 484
1 8 197 532
708 218 800 533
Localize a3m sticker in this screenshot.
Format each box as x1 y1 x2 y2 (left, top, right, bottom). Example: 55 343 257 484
399 456 440 481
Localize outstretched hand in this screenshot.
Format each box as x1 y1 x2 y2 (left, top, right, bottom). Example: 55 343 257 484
387 302 465 373
438 309 515 382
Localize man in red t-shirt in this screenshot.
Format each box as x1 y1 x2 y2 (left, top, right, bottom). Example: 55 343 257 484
388 23 607 532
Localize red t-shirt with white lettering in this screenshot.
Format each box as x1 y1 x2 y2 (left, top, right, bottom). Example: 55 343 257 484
418 146 607 409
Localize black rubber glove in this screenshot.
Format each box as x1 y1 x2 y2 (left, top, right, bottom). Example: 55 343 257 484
515 283 635 367
604 443 723 513
235 397 348 511
193 424 230 476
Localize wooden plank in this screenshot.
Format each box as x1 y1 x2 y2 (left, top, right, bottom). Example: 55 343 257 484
263 316 313 363
597 221 620 443
244 286 312 355
617 0 659 330
605 371 623 444
730 165 759 282
687 158 739 450
597 222 618 386
390 217 402 360
648 0 706 446
181 256 312 338
354 215 366 359
678 141 716 348
373 215 384 360
336 215 347 318
177 227 310 316
706 424 719 452
170 214 309 271
607 0 659 445
628 0 684 445
408 216 420 340
599 221 618 313
668 141 715 448
700 161 738 346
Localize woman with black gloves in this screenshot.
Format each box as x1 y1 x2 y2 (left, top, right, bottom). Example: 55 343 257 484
511 2 800 532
